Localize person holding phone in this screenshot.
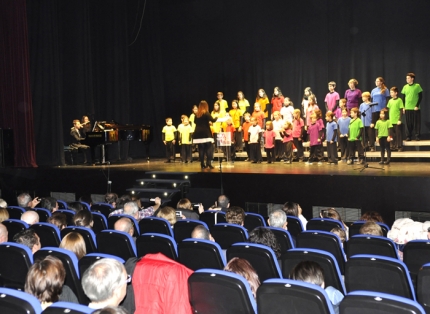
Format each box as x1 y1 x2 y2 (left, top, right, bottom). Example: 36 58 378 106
176 198 204 220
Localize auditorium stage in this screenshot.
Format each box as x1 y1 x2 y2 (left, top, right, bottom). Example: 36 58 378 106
1 158 430 227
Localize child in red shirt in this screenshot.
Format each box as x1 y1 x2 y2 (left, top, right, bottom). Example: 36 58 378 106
252 103 265 128
280 121 294 164
263 121 276 163
242 113 252 161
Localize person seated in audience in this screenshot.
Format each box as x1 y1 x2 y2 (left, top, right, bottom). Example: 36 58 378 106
283 201 307 230
268 209 288 230
0 208 9 222
208 194 230 211
13 229 41 253
59 232 86 260
360 211 384 223
0 198 7 208
191 225 215 242
115 195 132 210
248 227 281 259
0 223 8 243
82 258 129 310
73 209 94 228
79 195 93 207
225 206 245 226
224 257 260 299
39 197 59 213
109 198 161 220
25 255 78 309
291 261 344 313
21 210 39 225
92 306 130 314
156 206 177 227
47 212 67 230
330 227 346 245
17 193 40 210
67 201 84 213
105 192 118 208
320 208 349 236
114 217 135 239
359 221 383 236
176 198 204 220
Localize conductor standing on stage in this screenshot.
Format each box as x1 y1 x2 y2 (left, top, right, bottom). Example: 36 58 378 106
70 119 92 165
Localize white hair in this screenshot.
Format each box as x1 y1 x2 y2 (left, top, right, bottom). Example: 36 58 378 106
269 210 287 228
17 193 32 208
0 198 7 208
21 211 39 225
123 202 139 216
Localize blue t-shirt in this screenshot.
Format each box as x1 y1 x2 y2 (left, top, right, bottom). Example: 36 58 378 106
337 117 351 135
326 121 338 142
371 87 390 111
359 103 373 126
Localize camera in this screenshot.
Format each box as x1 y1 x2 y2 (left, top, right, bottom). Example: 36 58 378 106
175 211 182 218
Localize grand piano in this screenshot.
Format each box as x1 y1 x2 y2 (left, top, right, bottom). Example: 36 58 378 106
82 121 151 163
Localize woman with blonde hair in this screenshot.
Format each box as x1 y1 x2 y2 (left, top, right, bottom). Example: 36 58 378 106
156 206 177 227
224 257 260 299
0 208 9 222
59 232 86 260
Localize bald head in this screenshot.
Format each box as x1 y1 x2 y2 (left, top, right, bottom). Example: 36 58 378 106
191 225 214 242
21 211 39 225
0 223 8 243
114 217 134 237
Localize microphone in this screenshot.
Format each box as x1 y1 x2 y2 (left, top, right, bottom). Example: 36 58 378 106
369 102 378 107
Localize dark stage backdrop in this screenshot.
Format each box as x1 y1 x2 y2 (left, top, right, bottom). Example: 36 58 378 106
1 0 429 166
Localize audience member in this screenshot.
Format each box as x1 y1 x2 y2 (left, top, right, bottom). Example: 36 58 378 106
114 217 135 238
388 218 430 244
21 210 39 225
92 306 130 314
79 195 93 206
39 197 59 213
225 206 245 226
176 198 204 219
109 198 161 220
17 193 40 210
359 221 383 236
360 211 384 223
105 193 118 208
330 227 346 244
82 258 129 309
267 203 284 216
320 208 348 235
0 198 7 208
115 195 132 210
73 209 94 228
67 201 84 213
248 227 281 259
47 212 67 230
59 232 86 260
283 201 307 230
156 206 177 226
290 261 344 314
224 257 260 299
0 223 8 243
0 208 9 222
268 209 288 230
209 195 230 211
191 225 214 242
13 229 41 253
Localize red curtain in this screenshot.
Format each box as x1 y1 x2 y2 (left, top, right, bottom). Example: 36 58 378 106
0 0 37 167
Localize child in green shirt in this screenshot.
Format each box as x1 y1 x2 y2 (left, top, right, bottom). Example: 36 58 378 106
387 87 404 151
375 108 393 165
347 107 364 165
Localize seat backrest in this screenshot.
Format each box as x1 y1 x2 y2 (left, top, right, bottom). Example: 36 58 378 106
404 240 430 281
257 279 335 314
55 209 76 226
307 218 344 232
345 254 415 300
210 223 248 250
346 235 398 259
108 214 140 237
286 215 304 237
0 242 33 290
61 226 97 254
136 233 178 260
78 253 125 280
349 220 390 238
417 262 430 313
33 207 52 222
227 242 282 282
178 238 226 271
6 206 25 219
57 200 68 209
91 211 108 233
34 247 88 305
296 231 346 274
138 217 173 237
41 301 94 314
97 230 137 261
3 219 29 241
340 291 425 314
91 203 113 219
199 210 226 229
79 202 91 211
173 219 209 244
188 269 257 314
267 226 295 252
280 248 346 295
244 212 266 231
30 223 61 247
0 287 42 314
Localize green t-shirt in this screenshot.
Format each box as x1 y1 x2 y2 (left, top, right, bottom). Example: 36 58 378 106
387 98 404 124
348 118 363 141
401 83 423 110
375 119 392 138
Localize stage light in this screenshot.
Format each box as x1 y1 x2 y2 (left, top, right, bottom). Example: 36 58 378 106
131 191 135 194
173 183 177 187
185 175 188 179
164 192 167 196
152 175 156 178
140 181 144 185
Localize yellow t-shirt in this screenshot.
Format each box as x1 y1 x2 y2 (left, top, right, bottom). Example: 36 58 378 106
177 124 193 144
162 125 177 141
210 111 225 133
238 99 250 115
218 99 228 113
229 109 243 128
257 97 270 118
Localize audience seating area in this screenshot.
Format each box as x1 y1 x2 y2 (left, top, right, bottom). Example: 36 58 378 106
3 202 430 313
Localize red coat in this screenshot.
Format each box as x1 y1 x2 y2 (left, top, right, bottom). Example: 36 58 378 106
133 253 193 314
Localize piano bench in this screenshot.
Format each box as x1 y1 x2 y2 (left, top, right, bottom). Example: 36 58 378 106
64 146 83 165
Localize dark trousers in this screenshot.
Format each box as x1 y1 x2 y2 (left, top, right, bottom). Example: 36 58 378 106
391 123 403 149
165 141 175 161
379 137 391 161
339 136 348 160
363 126 375 149
293 137 304 160
234 131 243 152
181 144 192 162
284 141 293 161
309 145 323 162
327 142 338 163
274 139 283 159
198 142 214 166
348 140 364 160
405 109 421 138
249 143 262 162
244 141 250 159
265 147 274 162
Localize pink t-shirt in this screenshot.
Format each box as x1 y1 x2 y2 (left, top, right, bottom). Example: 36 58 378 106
292 118 304 138
306 104 319 126
263 130 276 148
324 92 340 111
282 129 293 143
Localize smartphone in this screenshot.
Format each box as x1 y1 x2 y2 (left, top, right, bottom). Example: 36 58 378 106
175 210 182 218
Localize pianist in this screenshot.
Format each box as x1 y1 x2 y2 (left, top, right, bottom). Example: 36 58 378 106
70 119 92 165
